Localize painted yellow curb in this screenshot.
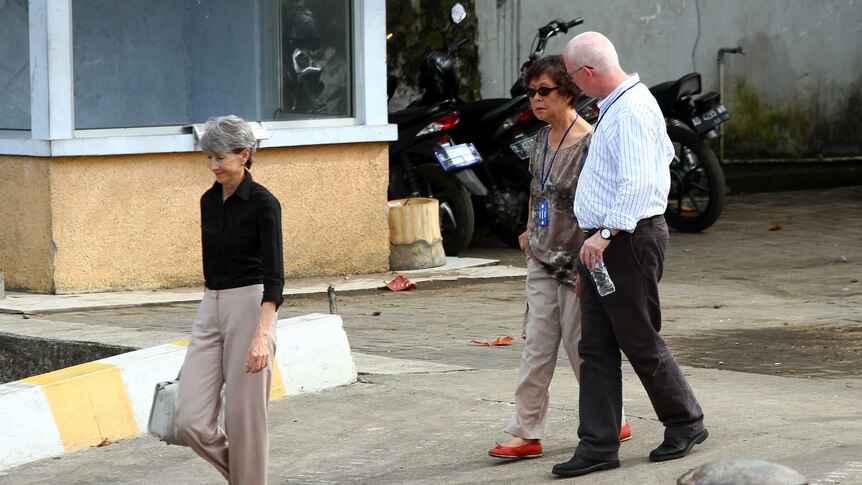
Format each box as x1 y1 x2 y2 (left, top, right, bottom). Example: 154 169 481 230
22 362 138 452
270 357 287 400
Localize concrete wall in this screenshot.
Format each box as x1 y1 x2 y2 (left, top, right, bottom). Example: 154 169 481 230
0 157 53 292
474 0 862 159
0 143 390 294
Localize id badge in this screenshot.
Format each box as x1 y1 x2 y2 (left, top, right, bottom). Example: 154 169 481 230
537 199 549 227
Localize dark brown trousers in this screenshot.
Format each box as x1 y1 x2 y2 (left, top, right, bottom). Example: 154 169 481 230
574 217 704 462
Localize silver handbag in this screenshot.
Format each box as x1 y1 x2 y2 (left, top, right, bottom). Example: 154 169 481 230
147 372 225 446
147 377 187 446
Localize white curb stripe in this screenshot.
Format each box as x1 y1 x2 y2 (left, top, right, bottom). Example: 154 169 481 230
275 314 357 394
101 343 187 432
0 382 65 470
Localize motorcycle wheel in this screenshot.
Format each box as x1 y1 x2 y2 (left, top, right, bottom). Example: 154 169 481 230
488 157 531 248
665 124 726 232
414 163 475 256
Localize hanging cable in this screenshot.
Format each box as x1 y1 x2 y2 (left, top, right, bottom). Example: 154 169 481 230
691 0 702 72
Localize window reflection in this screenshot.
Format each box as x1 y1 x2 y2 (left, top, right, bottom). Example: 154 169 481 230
275 0 352 119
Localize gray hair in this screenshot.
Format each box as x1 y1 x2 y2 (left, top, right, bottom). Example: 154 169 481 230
563 31 621 74
199 115 257 168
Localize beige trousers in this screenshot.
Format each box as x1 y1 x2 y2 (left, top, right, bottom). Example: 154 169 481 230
506 257 625 439
176 284 276 485
506 256 582 439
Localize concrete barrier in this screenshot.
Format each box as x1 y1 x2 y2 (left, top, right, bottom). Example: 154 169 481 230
0 313 356 471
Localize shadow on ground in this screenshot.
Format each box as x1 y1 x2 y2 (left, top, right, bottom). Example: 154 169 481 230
669 324 862 379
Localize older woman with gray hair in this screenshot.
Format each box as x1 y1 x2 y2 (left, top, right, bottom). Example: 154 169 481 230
176 115 284 485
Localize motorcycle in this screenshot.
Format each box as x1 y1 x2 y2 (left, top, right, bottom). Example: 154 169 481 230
387 8 486 256
649 73 728 232
506 19 729 234
387 104 487 256
407 9 586 248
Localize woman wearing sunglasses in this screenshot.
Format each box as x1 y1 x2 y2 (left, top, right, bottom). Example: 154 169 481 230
488 55 629 460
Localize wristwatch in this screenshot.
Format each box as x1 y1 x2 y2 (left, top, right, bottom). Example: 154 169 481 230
600 228 614 240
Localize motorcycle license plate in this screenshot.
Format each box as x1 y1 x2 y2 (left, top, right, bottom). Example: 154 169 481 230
434 143 483 172
691 104 730 135
510 135 536 160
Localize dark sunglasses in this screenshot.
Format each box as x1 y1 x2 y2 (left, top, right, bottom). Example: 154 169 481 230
526 86 559 98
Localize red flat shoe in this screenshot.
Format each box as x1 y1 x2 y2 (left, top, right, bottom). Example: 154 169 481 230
620 421 632 442
488 440 543 459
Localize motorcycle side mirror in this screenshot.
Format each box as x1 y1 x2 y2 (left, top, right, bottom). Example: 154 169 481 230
450 3 467 24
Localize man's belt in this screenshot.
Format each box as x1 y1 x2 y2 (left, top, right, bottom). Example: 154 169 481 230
583 215 664 236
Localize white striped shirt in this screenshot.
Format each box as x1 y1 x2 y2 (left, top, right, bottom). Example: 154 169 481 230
574 74 673 232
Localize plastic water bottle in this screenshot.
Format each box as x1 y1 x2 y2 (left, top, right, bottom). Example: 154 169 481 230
590 261 616 297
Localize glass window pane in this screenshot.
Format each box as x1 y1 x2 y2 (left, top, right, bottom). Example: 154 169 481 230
72 0 352 129
272 0 353 120
0 0 31 131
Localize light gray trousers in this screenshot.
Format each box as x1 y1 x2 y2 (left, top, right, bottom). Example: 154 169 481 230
176 284 277 485
506 257 624 439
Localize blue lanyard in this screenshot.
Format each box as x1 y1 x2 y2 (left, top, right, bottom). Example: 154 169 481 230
540 113 578 193
594 82 641 128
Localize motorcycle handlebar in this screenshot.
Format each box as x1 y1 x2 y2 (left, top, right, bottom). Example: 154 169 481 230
538 17 583 37
563 17 584 31
522 16 586 74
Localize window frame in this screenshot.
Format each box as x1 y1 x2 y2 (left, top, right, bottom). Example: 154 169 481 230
0 0 393 157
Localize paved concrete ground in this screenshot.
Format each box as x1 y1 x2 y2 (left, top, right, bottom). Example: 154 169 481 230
1 186 861 484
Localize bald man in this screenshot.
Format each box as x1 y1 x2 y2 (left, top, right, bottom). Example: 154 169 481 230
551 32 708 478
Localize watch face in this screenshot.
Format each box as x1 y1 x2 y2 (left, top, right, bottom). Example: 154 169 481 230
601 228 612 239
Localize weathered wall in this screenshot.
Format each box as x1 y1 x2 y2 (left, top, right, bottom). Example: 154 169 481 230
1 143 390 294
274 143 391 278
0 157 53 292
475 0 862 159
47 152 205 292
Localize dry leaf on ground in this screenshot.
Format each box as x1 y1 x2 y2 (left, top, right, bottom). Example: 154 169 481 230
471 336 514 346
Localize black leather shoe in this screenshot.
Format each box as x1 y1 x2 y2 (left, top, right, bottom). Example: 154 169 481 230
649 429 709 462
552 453 620 477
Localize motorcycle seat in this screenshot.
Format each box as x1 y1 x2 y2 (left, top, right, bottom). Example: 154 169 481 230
478 96 530 126
650 72 701 113
388 102 453 126
449 96 529 136
455 98 511 119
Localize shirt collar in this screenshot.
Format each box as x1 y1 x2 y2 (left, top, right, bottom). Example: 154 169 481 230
211 170 253 201
235 170 253 200
597 73 640 111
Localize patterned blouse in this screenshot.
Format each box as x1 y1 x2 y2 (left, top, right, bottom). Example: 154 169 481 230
526 125 592 286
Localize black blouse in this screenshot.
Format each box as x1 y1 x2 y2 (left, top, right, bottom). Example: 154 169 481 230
200 171 284 308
